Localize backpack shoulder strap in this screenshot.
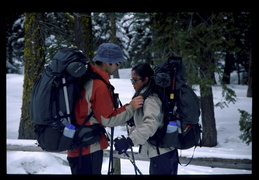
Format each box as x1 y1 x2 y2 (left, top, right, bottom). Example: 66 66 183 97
76 111 94 132
81 111 94 126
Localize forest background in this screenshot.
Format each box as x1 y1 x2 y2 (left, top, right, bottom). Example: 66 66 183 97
5 12 253 148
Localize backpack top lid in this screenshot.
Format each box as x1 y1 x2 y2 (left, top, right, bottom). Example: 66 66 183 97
153 56 186 91
48 48 88 74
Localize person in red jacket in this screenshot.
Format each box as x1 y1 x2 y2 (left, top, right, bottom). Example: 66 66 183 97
67 43 143 174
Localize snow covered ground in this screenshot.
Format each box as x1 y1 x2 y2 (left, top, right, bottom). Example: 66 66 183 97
6 68 252 175
6 148 250 175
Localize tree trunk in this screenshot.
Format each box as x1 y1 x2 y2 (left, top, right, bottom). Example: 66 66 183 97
195 13 218 146
199 57 217 147
222 53 235 84
109 13 120 79
18 12 46 139
200 85 217 147
247 49 252 97
74 13 94 62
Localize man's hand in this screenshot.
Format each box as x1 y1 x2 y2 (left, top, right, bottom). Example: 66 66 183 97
129 96 144 110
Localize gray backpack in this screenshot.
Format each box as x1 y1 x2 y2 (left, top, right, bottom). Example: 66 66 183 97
143 57 202 150
31 48 107 152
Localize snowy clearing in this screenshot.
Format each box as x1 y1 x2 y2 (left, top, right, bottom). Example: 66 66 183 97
6 68 252 175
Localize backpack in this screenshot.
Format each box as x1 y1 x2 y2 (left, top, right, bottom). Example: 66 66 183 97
142 56 202 151
31 48 107 152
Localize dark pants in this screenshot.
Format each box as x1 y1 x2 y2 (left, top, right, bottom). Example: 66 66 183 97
149 149 178 175
67 150 103 174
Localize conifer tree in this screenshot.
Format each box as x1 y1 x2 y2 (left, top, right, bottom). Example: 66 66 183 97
109 12 120 78
18 12 46 139
74 12 94 61
150 12 219 147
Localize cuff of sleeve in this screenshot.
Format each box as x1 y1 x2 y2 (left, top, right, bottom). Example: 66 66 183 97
127 137 134 147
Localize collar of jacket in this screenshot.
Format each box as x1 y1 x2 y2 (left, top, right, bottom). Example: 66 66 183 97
90 63 110 85
133 83 150 98
139 85 149 95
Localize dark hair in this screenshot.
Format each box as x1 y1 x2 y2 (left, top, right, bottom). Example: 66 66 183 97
131 63 154 81
132 63 158 96
94 61 103 65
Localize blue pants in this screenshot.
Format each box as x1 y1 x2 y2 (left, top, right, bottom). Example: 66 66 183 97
149 149 178 175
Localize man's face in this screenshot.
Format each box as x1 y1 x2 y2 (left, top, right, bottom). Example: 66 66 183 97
105 63 120 75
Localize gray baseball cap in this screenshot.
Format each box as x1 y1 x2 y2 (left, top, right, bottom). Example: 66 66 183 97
93 43 127 63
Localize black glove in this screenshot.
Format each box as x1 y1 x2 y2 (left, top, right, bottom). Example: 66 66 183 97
126 117 135 127
114 135 134 154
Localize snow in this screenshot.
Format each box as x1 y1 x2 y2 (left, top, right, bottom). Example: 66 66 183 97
7 151 69 174
6 69 252 175
6 150 250 175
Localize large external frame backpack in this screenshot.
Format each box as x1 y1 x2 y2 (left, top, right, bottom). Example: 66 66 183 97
31 48 107 152
142 56 202 152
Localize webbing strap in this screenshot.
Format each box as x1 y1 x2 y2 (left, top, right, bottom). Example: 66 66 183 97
177 146 197 166
78 111 94 169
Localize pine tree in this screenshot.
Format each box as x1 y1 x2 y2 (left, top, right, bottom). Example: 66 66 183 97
109 12 120 78
238 109 252 145
44 12 75 63
150 12 219 147
18 12 46 139
127 12 153 66
6 13 25 74
74 12 94 61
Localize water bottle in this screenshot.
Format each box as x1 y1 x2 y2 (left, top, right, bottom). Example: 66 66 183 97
63 124 75 138
58 124 75 151
166 121 178 133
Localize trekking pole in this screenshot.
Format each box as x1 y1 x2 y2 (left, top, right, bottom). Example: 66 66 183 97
108 93 121 175
126 124 137 175
62 77 71 124
124 151 143 175
108 127 115 175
